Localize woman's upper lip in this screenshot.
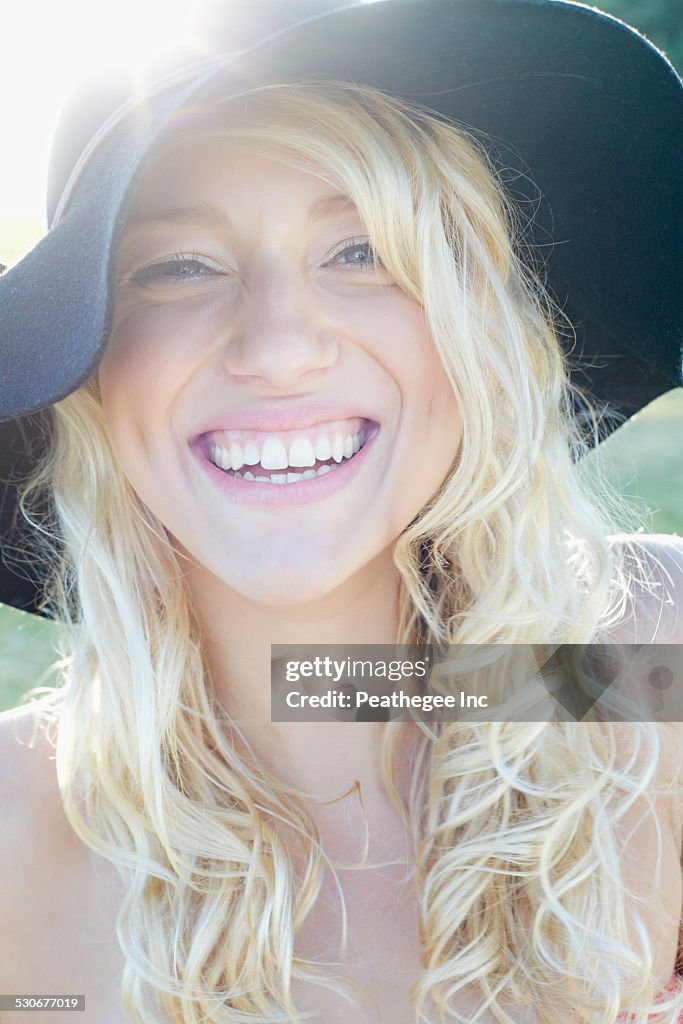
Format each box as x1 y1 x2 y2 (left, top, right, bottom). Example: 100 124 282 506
191 402 379 435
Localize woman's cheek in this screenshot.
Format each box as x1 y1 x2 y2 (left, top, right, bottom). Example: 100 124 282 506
104 293 217 379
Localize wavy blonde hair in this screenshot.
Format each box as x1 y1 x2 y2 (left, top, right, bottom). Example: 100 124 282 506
22 81 683 1023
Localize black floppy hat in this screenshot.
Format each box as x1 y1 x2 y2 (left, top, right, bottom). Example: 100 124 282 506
1 0 682 610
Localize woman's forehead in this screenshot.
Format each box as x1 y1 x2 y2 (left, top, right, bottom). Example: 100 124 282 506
126 140 359 224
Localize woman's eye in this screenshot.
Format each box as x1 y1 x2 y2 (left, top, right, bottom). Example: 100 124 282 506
327 239 382 270
128 253 224 285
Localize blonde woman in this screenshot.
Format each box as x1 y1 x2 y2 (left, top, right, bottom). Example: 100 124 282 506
1 2 682 1023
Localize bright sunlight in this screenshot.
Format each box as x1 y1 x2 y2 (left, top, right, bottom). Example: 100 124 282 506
0 0 199 243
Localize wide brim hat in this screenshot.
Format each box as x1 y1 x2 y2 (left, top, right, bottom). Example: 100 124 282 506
1 0 682 611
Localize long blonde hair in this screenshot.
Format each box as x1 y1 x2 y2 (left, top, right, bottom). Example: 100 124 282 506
22 81 683 1023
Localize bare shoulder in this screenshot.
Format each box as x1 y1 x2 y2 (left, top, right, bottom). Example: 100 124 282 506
599 534 683 831
0 695 63 831
0 698 126 1020
607 531 683 643
0 696 75 974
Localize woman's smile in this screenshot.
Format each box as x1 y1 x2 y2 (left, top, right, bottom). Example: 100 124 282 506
98 143 462 602
190 412 381 505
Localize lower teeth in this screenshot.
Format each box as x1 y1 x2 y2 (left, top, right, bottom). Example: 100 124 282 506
235 461 341 484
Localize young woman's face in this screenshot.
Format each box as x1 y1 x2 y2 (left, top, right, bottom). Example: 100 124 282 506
99 139 462 604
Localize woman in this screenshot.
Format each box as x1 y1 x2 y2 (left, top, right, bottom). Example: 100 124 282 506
0 2 682 1022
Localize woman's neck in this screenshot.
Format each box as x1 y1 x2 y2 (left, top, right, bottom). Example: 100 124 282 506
181 548 411 804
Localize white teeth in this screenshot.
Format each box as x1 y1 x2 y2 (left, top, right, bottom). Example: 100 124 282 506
243 442 261 466
230 442 244 471
260 438 289 470
287 437 316 468
209 422 371 481
219 446 231 470
315 436 332 461
216 461 348 484
331 435 344 463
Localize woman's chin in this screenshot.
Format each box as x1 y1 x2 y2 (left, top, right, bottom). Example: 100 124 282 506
171 528 398 612
230 557 371 608
178 550 366 610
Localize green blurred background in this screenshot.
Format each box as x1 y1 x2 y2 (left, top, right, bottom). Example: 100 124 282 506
1 0 681 712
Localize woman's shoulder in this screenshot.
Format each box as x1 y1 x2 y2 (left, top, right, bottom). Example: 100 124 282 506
0 697 75 971
0 695 64 832
0 696 127 1014
606 531 683 643
600 533 683 830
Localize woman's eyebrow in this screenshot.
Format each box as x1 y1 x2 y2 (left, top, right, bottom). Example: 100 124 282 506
124 200 233 232
123 195 356 232
308 194 358 221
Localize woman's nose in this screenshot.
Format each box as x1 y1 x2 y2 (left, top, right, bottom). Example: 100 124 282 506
220 268 339 387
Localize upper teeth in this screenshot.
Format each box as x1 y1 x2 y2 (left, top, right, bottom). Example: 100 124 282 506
208 418 367 472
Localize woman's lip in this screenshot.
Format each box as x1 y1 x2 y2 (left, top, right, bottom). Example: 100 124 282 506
198 415 373 450
190 424 380 506
191 403 379 435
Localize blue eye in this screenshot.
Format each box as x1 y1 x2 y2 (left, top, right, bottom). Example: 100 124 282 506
129 252 222 285
328 239 382 270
